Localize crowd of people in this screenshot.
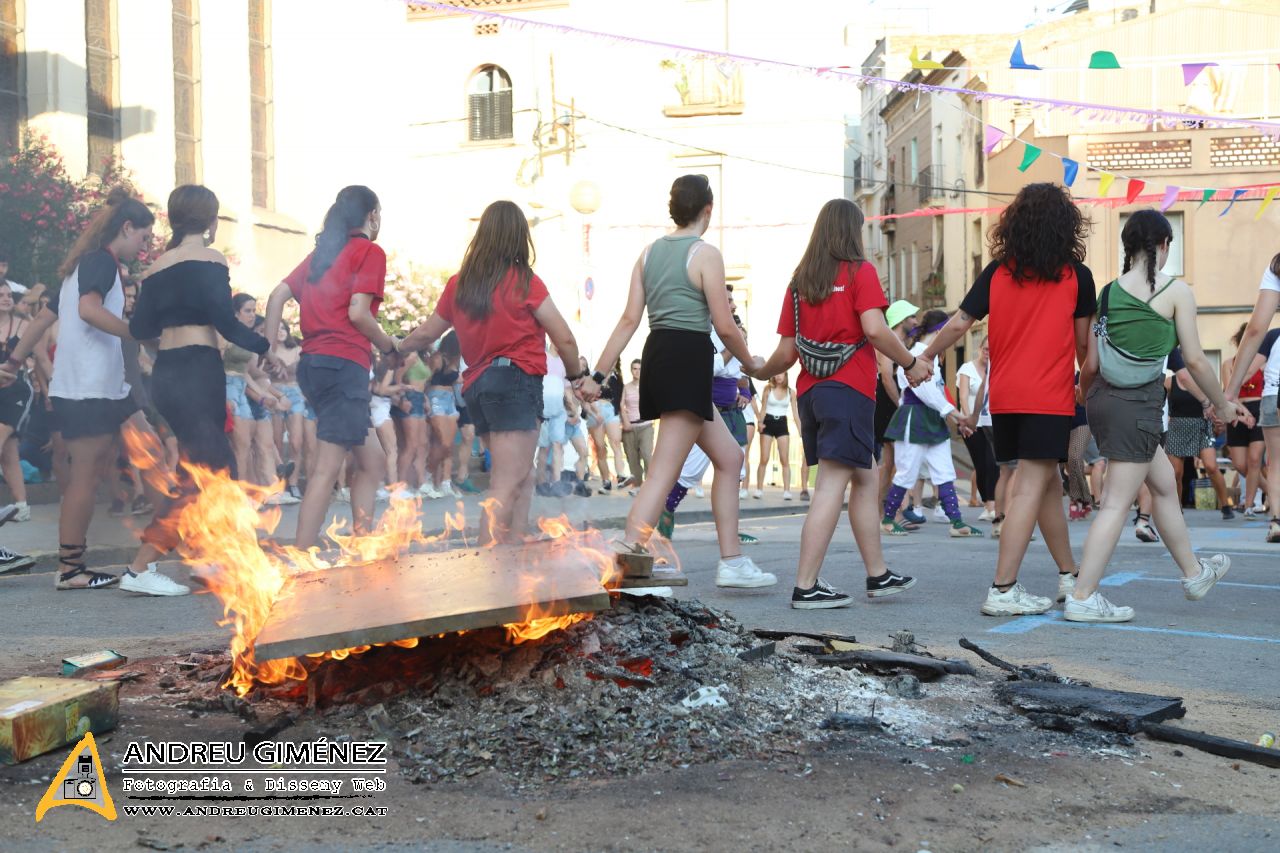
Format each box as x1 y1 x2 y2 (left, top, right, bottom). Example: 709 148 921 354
0 178 1275 627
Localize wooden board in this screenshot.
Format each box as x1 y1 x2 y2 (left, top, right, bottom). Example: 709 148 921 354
253 544 611 661
615 569 689 588
1143 723 1280 769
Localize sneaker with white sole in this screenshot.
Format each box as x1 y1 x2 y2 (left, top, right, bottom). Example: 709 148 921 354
933 504 949 521
782 491 794 501
0 546 35 574
419 483 443 500
1064 591 1134 623
752 489 763 499
1057 572 1077 603
981 583 1053 616
738 488 749 501
376 487 390 501
119 565 191 596
791 578 853 609
11 501 30 522
715 556 777 588
337 487 351 504
979 509 996 522
693 487 705 498
391 487 417 501
866 570 916 598
1182 554 1230 600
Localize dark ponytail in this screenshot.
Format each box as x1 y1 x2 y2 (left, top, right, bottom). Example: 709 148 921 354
166 185 219 250
910 309 949 345
1120 209 1174 293
58 186 155 279
309 186 379 282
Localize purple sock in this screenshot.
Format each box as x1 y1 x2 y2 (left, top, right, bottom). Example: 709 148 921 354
665 484 689 513
883 484 907 520
939 481 962 522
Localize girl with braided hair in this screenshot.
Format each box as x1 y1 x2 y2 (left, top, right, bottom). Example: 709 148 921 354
1067 209 1249 622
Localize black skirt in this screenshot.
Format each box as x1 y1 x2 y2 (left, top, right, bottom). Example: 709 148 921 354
638 328 714 422
874 374 897 446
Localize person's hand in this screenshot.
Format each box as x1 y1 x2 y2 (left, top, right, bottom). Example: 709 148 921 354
573 376 601 402
735 394 750 409
399 399 411 414
622 421 633 433
961 411 979 433
263 352 285 376
905 357 933 387
1215 400 1248 426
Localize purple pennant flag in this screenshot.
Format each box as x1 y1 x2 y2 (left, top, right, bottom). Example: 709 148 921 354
1181 62 1215 86
983 125 1006 154
1062 158 1079 187
1220 188 1247 217
1160 186 1180 211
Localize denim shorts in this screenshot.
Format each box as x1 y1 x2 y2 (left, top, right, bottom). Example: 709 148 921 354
403 390 426 419
462 362 543 436
297 354 372 449
428 388 459 418
1260 395 1279 429
539 412 568 448
797 381 876 470
249 394 271 422
279 383 306 417
225 374 253 420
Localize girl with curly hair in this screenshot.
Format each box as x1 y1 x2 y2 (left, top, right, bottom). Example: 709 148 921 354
921 183 1095 616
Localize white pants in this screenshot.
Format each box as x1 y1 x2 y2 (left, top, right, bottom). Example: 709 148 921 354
891 440 955 489
677 443 745 489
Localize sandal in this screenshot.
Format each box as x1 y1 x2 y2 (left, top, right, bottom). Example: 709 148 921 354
737 532 759 545
880 519 910 536
949 521 984 538
55 544 119 590
1267 518 1280 544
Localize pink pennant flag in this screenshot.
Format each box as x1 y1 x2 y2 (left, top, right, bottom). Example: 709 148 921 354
1160 186 1180 211
1182 62 1215 86
983 126 1006 154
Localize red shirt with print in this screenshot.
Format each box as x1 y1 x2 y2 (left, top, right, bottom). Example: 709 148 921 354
283 235 386 370
436 268 550 392
777 261 888 400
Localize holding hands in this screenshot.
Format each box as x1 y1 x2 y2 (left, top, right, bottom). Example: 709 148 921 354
904 356 933 387
572 375 601 403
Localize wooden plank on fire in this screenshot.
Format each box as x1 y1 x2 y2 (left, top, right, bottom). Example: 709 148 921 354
252 544 612 662
615 569 689 588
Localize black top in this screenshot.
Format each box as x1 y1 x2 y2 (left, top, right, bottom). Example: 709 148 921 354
603 373 624 414
1260 328 1280 361
432 368 460 387
129 260 268 354
47 248 120 316
960 260 1097 321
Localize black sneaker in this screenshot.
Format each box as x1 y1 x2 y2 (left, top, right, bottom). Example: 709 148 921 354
0 546 35 575
1221 506 1235 521
866 571 917 598
600 480 613 493
791 578 853 609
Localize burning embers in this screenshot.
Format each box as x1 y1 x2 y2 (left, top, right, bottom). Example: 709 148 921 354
121 425 621 698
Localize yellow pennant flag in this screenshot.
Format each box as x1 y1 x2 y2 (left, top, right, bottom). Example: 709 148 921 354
1097 172 1116 198
1255 186 1279 220
909 46 945 70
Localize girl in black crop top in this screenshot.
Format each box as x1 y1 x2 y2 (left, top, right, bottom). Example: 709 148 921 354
117 185 270 597
0 280 33 521
425 335 462 497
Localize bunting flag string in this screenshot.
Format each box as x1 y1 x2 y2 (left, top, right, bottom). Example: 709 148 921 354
1062 158 1079 187
1160 186 1180 212
1125 180 1147 204
1017 145 1042 172
1219 188 1247 217
1097 173 1116 198
1256 187 1279 220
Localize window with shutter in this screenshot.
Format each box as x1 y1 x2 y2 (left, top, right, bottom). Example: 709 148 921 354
467 65 512 142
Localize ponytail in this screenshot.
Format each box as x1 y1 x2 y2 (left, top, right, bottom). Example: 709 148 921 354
1121 209 1174 293
58 187 155 279
309 186 379 282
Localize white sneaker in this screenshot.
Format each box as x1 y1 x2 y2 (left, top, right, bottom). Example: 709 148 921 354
337 487 350 504
738 488 749 500
933 504 949 521
981 582 1053 616
1057 572 1076 603
715 556 777 588
752 489 764 499
1064 591 1134 623
1183 554 1230 601
12 501 30 522
265 492 299 506
419 482 443 500
782 491 793 501
391 487 416 501
441 481 460 499
376 487 390 501
979 509 996 522
119 565 190 597
693 487 705 498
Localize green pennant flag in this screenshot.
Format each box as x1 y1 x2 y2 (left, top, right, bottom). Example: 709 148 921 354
1088 51 1121 69
1017 144 1042 172
1198 189 1214 209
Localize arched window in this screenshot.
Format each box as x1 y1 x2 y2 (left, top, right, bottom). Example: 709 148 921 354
468 65 512 142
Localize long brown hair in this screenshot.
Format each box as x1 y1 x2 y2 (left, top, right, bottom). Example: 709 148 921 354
455 200 535 320
58 186 154 279
790 199 865 303
988 183 1089 283
310 186 379 282
166 185 219 250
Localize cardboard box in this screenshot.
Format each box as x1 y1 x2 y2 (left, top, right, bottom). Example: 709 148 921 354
62 650 128 676
0 677 120 765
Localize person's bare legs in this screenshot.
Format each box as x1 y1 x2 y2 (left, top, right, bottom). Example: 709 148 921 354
431 414 457 486
1145 449 1203 579
605 420 625 483
56 434 116 586
302 420 318 483
1262 427 1280 521
253 417 279 486
1038 478 1077 574
878 443 894 504
1245 440 1265 508
483 429 538 544
347 431 385 535
993 460 1058 586
755 433 775 492
1199 446 1230 508
0 427 25 506
295 440 348 549
778 434 792 494
1169 454 1186 505
285 411 304 490
1074 460 1150 598
230 416 253 484
456 423 476 484
375 420 398 486
589 426 612 483
796 461 853 589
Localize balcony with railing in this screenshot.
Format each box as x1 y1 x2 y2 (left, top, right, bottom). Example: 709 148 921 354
880 185 896 231
916 165 945 206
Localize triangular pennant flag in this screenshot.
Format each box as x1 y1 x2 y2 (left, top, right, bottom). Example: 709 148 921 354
1098 172 1116 197
1160 186 1180 211
1088 51 1121 70
983 125 1006 154
1255 186 1279 220
1182 62 1215 86
909 46 945 70
1062 158 1079 187
1017 144 1042 172
1198 188 1215 209
1009 40 1041 70
1125 179 1146 204
1219 188 1247 217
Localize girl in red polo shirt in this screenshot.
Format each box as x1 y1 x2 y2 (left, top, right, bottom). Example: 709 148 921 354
922 183 1095 616
265 186 399 549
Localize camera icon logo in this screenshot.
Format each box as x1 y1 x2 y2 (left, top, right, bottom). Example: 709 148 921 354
36 732 117 823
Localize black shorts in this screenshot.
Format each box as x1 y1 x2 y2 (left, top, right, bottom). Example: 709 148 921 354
1227 400 1264 447
761 414 789 438
462 361 542 436
297 354 372 449
0 372 35 431
874 381 896 446
51 396 138 441
991 413 1072 464
797 381 876 470
458 404 473 428
638 328 714 422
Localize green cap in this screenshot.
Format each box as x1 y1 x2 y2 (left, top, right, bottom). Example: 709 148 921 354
885 300 920 331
